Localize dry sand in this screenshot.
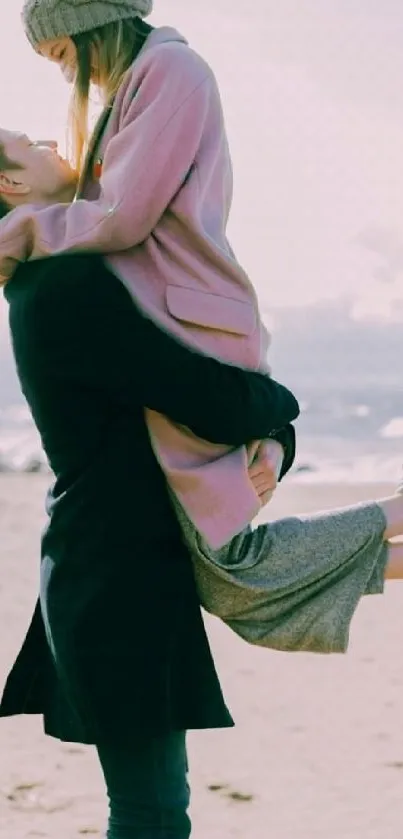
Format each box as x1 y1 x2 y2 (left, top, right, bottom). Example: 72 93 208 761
1 474 403 838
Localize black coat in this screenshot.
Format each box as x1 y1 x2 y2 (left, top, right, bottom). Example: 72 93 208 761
0 255 298 746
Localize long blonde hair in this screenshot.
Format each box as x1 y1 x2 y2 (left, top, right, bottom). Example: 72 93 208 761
68 18 151 173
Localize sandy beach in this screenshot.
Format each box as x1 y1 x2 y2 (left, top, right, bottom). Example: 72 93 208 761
1 474 403 838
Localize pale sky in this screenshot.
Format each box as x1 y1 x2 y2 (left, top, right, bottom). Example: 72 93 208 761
0 0 402 339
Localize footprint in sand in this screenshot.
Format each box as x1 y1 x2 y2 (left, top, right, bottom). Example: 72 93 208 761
207 783 254 802
3 780 73 813
385 760 403 770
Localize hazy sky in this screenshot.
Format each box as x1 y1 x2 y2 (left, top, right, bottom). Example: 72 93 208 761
0 0 402 341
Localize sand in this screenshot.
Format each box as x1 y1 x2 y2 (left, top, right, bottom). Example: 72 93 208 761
1 474 403 838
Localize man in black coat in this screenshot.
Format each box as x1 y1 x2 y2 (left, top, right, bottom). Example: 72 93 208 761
0 132 298 836
1 253 298 745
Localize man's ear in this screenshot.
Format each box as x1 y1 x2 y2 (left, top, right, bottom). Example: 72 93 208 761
0 173 31 197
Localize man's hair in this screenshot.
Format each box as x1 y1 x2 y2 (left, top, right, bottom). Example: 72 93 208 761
0 197 9 219
0 142 23 219
0 143 23 173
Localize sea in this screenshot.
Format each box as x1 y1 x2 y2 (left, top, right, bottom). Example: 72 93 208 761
0 300 402 484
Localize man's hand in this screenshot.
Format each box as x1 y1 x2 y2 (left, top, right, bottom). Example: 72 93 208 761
247 439 284 507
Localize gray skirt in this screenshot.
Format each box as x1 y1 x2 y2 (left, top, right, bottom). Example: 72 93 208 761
172 497 388 655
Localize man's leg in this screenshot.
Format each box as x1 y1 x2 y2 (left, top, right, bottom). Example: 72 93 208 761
97 730 191 839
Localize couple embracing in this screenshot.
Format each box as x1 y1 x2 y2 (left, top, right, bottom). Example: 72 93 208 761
0 1 402 837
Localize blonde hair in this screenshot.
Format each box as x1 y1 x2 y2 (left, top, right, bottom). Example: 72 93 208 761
68 18 151 173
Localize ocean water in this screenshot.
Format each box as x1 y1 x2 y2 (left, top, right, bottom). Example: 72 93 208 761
1 348 402 484
1 297 402 481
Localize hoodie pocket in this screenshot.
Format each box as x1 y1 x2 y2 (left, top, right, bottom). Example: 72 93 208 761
165 285 256 336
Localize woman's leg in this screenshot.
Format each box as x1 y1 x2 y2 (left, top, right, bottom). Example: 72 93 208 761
377 494 403 539
384 540 403 580
177 495 392 654
97 730 191 839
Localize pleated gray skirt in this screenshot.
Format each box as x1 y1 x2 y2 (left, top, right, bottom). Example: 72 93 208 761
173 497 388 655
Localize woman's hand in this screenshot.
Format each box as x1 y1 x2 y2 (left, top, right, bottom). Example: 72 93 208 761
248 440 284 507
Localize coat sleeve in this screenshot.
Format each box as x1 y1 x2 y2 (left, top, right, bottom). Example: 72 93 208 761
16 257 299 447
0 48 215 281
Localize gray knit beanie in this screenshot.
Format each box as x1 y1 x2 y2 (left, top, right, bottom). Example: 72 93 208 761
22 0 153 50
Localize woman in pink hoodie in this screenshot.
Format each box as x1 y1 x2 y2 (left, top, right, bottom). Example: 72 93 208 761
1 1 403 835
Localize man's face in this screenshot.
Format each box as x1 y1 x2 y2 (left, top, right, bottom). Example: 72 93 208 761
0 129 77 210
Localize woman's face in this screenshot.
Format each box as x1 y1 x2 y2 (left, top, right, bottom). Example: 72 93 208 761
0 129 77 209
38 36 100 84
37 36 78 83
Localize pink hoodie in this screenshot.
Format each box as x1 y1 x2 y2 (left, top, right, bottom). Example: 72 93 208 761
0 27 273 549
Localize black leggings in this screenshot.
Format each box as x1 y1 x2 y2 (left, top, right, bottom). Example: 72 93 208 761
97 730 191 838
